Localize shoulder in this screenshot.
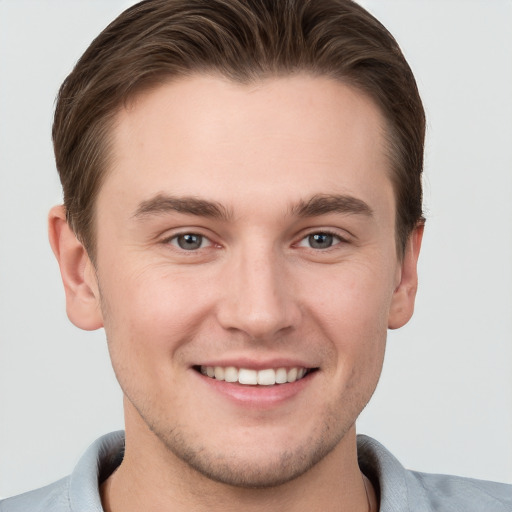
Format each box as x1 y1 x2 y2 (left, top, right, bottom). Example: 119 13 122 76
0 431 124 512
407 470 512 511
0 478 71 512
357 434 512 512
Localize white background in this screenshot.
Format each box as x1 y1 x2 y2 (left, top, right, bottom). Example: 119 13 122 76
0 0 511 498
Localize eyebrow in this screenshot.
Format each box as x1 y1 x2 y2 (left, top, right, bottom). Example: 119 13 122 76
133 192 373 222
291 193 373 218
133 194 232 221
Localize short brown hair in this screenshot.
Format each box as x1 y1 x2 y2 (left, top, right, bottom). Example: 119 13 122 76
53 0 425 260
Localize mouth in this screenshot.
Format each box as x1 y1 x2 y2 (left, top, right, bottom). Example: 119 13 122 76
194 365 317 386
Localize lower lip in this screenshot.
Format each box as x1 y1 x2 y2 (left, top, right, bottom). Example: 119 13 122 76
194 370 316 408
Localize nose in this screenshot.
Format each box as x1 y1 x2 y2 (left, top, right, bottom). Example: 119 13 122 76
216 246 301 340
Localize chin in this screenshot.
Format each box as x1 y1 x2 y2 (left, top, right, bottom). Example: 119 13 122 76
148 412 349 489
167 435 337 488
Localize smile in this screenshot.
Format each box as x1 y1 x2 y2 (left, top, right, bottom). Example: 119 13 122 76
198 366 313 385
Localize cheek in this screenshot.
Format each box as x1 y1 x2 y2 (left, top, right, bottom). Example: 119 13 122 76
99 264 214 372
302 262 391 381
305 260 394 334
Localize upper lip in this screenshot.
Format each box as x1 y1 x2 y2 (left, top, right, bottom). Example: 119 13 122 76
193 357 317 371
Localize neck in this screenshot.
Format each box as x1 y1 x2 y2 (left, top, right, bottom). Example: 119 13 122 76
101 419 374 512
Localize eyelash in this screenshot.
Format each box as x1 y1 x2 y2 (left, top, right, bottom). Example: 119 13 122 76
164 232 214 251
295 230 348 250
162 229 349 253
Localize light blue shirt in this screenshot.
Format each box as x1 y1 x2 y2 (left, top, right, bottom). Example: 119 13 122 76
1 431 511 511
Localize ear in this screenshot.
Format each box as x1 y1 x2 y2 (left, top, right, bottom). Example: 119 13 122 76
388 223 424 330
48 205 103 330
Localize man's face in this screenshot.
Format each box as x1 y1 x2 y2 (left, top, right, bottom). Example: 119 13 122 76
86 75 417 486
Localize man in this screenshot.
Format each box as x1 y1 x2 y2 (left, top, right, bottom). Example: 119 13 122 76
1 0 510 510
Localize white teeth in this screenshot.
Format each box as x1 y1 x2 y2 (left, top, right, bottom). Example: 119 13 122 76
275 367 288 384
257 368 276 386
224 366 238 382
287 367 298 383
200 365 310 385
238 368 258 385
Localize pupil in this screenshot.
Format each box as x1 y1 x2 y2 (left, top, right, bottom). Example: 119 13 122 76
178 234 202 250
309 233 333 249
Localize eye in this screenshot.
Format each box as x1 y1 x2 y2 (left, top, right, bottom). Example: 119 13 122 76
169 233 211 251
297 232 343 250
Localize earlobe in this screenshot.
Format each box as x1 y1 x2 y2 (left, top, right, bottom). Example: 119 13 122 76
388 223 424 330
48 205 104 331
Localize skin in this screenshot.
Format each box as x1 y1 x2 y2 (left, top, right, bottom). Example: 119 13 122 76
49 74 422 512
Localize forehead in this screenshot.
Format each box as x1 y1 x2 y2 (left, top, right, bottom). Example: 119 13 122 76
103 74 393 219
